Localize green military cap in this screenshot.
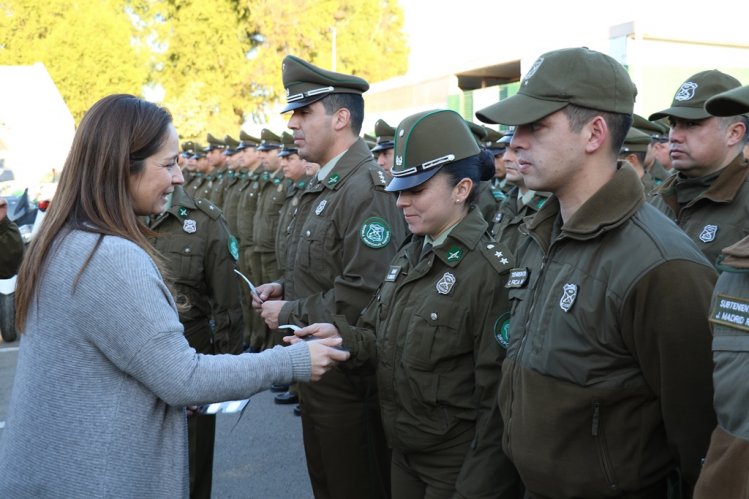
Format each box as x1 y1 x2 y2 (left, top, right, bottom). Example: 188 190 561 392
223 135 240 156
483 128 506 155
649 70 742 121
476 47 637 126
203 133 226 152
278 131 299 158
620 127 651 154
256 128 282 151
181 140 196 158
464 120 488 144
706 84 749 116
236 130 260 151
281 54 369 113
386 109 480 192
498 128 515 145
192 143 206 158
633 114 669 141
363 133 377 150
371 119 396 153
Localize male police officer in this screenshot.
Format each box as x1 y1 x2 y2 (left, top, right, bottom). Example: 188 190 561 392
694 83 749 499
476 47 717 498
648 70 749 268
254 55 405 499
371 118 396 176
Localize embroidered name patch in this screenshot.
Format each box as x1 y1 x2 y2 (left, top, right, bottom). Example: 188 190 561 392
506 268 529 288
385 265 401 282
710 293 749 332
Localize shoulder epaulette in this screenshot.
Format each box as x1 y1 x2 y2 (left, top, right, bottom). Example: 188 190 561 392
369 166 388 189
194 198 222 220
479 241 514 274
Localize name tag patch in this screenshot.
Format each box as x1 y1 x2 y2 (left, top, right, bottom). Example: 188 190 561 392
506 268 529 288
710 293 749 332
385 265 401 282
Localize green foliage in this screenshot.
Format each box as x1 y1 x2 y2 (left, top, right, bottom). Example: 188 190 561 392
0 0 409 136
0 0 150 122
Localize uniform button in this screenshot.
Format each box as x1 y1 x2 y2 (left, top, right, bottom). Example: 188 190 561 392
185 248 191 253
430 313 438 320
306 230 311 237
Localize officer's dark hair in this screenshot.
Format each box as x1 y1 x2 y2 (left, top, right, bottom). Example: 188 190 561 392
562 105 633 156
15 94 174 332
441 149 495 206
321 93 365 135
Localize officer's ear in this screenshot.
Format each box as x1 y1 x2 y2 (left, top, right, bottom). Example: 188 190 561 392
725 117 747 148
332 107 351 133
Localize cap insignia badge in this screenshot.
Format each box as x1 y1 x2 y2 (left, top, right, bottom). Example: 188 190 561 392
523 57 544 85
675 82 698 101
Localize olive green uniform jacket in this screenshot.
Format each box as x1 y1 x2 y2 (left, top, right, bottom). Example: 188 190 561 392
221 169 244 237
0 215 23 279
253 169 289 254
501 165 717 498
276 175 311 276
649 154 749 268
694 235 749 499
149 187 244 355
208 167 229 208
278 138 406 326
236 169 264 251
490 186 549 255
335 207 522 498
187 173 208 199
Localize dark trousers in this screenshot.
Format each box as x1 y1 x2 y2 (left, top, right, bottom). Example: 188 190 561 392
299 369 391 499
390 431 472 499
188 414 216 499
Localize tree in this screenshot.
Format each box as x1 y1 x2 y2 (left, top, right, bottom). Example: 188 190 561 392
0 0 150 122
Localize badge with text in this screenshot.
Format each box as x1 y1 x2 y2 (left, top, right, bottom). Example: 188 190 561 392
710 293 749 332
436 272 456 295
183 219 197 234
559 283 578 313
360 217 392 249
505 268 529 288
315 199 327 215
384 265 401 282
494 313 511 348
699 224 718 243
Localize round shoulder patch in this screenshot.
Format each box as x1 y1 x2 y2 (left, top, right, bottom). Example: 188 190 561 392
360 216 392 249
493 313 511 349
228 235 240 261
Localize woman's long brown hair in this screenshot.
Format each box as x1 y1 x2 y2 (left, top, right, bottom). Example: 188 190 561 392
15 94 173 332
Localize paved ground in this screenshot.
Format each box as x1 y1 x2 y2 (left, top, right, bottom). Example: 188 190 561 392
0 339 314 498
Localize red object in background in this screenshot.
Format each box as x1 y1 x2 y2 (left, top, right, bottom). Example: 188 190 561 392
37 200 50 212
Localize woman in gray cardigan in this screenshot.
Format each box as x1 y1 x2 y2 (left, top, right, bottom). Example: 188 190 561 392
0 94 348 498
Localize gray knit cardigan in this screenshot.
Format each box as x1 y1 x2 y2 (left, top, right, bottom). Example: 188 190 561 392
0 230 311 497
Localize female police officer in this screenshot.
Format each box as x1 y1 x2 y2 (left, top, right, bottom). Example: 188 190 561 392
287 109 522 499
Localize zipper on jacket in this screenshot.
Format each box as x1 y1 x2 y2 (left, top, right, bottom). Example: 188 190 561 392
592 400 619 492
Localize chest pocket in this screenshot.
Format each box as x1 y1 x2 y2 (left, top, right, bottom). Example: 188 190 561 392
161 234 205 284
403 301 470 371
298 215 335 268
